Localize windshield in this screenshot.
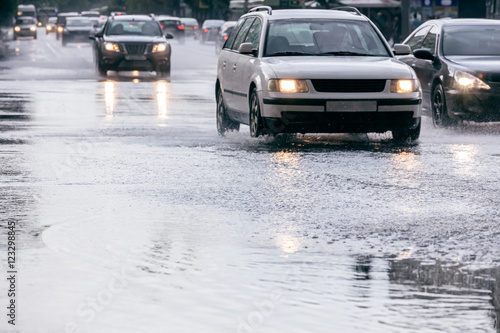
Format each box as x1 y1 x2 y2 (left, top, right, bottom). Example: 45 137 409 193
203 20 224 28
66 19 92 27
106 20 162 36
264 19 389 57
16 18 36 24
443 25 500 56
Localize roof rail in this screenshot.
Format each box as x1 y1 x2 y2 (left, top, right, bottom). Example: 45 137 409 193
333 6 362 16
248 6 272 15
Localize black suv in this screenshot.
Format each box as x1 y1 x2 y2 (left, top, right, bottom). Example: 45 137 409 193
90 15 173 77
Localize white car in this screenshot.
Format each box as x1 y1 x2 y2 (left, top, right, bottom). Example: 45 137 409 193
215 7 422 141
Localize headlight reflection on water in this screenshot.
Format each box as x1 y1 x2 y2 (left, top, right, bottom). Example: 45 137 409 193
104 80 115 118
156 81 169 119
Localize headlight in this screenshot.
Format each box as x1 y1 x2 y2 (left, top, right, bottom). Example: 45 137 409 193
152 43 167 53
14 26 20 32
104 42 120 52
30 26 36 31
57 26 64 33
454 70 490 90
268 79 309 93
46 26 52 30
390 79 420 93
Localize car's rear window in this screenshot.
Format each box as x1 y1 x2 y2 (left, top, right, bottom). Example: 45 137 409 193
106 20 162 36
443 25 500 56
264 19 389 57
66 19 92 27
181 18 198 25
160 20 181 27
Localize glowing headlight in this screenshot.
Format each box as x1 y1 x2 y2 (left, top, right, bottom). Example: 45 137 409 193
14 26 21 32
104 42 120 52
268 79 309 93
390 79 420 93
454 70 490 90
152 43 167 53
30 26 36 31
46 25 52 31
57 26 64 33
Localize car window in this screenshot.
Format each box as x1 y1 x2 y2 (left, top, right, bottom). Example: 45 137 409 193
421 25 438 54
66 19 91 27
406 26 431 52
244 18 262 50
443 25 500 56
264 19 389 57
224 18 245 49
231 18 255 51
106 20 162 36
160 20 181 27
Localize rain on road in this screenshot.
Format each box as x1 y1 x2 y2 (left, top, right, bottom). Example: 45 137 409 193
1 28 500 333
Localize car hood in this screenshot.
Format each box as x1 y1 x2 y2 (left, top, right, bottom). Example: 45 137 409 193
262 56 414 79
445 56 500 73
104 35 166 43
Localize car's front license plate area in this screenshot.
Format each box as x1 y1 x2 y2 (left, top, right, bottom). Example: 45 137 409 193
326 101 377 112
125 55 147 61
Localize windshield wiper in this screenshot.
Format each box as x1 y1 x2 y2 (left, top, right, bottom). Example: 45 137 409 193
319 51 379 56
266 51 315 56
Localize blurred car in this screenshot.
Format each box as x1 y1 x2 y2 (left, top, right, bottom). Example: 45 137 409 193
398 18 500 126
81 11 100 18
62 17 93 46
200 19 225 44
180 17 199 38
90 14 173 77
156 16 185 43
56 12 80 40
45 17 57 34
13 17 37 40
216 7 422 141
110 11 127 16
215 21 237 54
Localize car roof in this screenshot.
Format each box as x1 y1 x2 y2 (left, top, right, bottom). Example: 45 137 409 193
156 16 181 20
66 17 91 21
110 15 156 21
243 9 369 22
425 18 500 28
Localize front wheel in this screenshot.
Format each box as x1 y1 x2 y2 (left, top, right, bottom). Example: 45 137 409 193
431 83 453 127
216 87 239 136
392 121 421 143
249 88 265 138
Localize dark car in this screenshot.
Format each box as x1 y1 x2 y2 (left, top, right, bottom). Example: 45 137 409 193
62 17 93 46
157 16 185 44
56 12 80 40
200 19 225 44
180 17 199 38
13 17 37 40
90 15 173 77
215 21 236 54
398 18 500 126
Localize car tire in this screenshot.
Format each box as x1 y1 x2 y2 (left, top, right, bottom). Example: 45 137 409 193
13 35 17 40
97 62 107 76
431 83 453 127
216 86 239 136
249 88 265 138
34 33 37 40
62 39 66 46
392 121 421 143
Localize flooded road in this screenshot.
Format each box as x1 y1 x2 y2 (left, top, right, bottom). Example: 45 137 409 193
1 29 500 333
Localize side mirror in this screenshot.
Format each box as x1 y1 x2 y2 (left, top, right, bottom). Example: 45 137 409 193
393 43 411 56
238 42 255 55
88 35 95 40
165 33 174 39
413 48 435 61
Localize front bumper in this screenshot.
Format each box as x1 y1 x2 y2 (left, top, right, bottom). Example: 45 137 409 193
260 94 421 134
14 29 36 37
100 50 170 72
446 87 500 122
63 32 91 43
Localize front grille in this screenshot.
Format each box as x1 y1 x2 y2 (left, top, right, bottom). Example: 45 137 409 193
125 44 147 55
311 79 387 93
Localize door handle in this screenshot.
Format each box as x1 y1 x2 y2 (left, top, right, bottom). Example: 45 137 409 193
222 61 226 69
233 64 237 70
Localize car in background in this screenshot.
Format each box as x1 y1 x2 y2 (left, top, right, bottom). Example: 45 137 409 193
81 11 100 18
56 12 80 40
216 7 422 141
62 17 93 46
398 18 500 126
90 15 173 77
200 19 225 44
180 17 199 38
156 16 185 43
45 17 57 34
13 17 37 40
215 21 237 54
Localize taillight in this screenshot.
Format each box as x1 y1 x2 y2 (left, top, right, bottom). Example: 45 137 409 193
194 26 199 29
204 28 208 32
177 25 184 30
161 25 164 29
224 35 228 40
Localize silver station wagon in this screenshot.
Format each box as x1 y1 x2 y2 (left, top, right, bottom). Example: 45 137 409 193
215 7 422 141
